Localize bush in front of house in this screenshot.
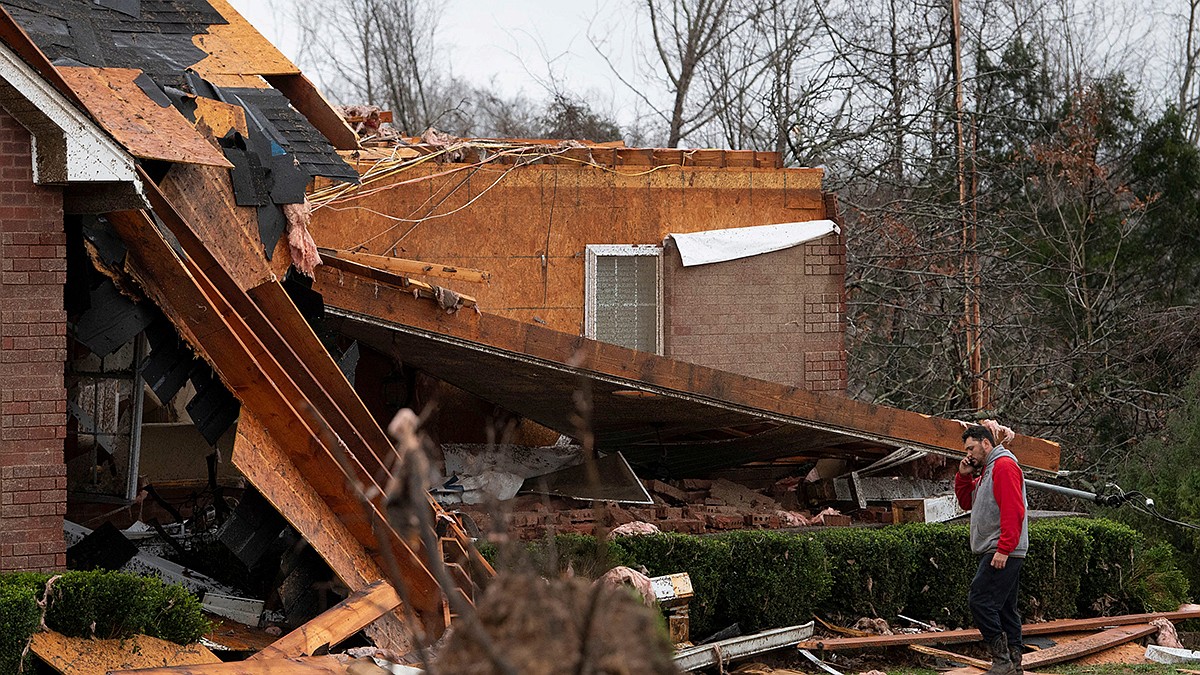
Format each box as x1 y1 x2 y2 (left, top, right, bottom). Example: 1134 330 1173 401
811 526 915 624
0 570 210 670
483 517 1188 637
1019 520 1092 621
1056 517 1144 615
898 522 977 627
0 581 40 673
717 530 832 633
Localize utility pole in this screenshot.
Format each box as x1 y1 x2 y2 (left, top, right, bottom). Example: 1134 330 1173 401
951 0 984 410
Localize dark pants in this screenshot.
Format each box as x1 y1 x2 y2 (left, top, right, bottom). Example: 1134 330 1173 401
969 553 1024 647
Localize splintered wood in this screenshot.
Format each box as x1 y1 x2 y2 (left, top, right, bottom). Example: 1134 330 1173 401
319 248 492 283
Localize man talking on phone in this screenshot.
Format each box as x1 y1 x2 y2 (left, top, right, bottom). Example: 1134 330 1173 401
955 424 1029 675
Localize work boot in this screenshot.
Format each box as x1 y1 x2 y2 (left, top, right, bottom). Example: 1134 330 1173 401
985 635 1015 675
1009 644 1024 675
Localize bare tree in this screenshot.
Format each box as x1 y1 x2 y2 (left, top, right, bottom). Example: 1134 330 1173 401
296 0 456 134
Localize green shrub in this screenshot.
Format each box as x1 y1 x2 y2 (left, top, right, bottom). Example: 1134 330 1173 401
0 583 39 674
0 570 210 669
1021 521 1091 620
1056 518 1144 615
899 523 976 627
614 533 733 638
717 530 832 633
812 527 915 623
1130 543 1191 612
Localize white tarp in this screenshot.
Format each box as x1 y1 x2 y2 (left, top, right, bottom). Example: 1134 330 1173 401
668 219 839 267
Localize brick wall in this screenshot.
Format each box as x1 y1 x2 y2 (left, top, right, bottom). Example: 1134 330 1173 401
0 107 68 572
663 233 847 392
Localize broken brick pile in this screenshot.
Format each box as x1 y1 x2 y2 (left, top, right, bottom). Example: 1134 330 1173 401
461 477 896 540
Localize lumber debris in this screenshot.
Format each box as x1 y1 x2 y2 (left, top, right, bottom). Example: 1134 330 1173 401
321 253 478 309
106 654 353 674
319 248 492 283
251 580 402 661
796 608 1200 651
907 644 991 669
30 631 220 674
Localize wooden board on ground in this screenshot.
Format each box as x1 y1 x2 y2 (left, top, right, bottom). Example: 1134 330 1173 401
797 609 1200 651
1022 624 1157 669
104 654 352 674
250 579 401 660
56 67 232 168
29 631 220 674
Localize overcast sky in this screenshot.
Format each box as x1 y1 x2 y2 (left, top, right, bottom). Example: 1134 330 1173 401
226 0 653 124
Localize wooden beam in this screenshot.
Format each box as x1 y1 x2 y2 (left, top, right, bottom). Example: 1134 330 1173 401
908 644 991 669
251 580 401 661
796 609 1200 651
312 264 1061 472
106 655 352 674
138 165 491 604
321 254 477 309
105 209 442 634
319 247 492 284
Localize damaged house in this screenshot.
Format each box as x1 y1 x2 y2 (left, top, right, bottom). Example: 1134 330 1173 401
0 0 1064 668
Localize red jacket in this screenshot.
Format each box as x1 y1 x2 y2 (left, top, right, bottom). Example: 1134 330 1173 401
955 455 1026 555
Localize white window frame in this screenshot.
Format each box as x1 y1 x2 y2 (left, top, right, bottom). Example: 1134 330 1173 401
584 244 664 355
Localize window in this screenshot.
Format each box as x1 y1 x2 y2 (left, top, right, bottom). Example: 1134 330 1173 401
585 245 663 354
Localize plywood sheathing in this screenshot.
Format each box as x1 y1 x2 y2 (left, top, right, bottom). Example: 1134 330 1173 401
308 161 825 333
311 264 1062 473
193 97 249 139
189 0 301 79
56 66 232 168
29 631 221 673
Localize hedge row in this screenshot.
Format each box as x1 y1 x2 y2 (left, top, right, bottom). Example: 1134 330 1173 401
486 518 1191 638
0 570 210 672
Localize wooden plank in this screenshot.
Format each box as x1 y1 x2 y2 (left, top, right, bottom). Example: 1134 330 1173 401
320 254 478 308
56 67 232 168
232 414 390 591
1022 624 1156 669
264 73 360 151
250 579 401 660
104 654 350 674
319 248 492 283
312 265 1062 472
796 610 1200 651
158 162 274 292
30 631 220 674
189 0 301 78
908 644 991 669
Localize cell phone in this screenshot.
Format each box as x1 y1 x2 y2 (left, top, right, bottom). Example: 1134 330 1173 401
965 457 979 468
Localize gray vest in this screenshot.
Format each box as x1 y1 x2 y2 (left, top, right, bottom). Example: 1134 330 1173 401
968 445 1029 557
